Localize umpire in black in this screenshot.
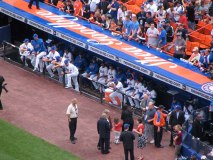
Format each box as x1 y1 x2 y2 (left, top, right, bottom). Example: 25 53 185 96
66 98 78 144
97 113 111 154
0 76 5 110
28 0 40 9
119 124 135 160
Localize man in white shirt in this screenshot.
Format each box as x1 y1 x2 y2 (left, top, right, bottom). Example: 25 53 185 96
146 22 159 47
123 74 135 106
66 98 78 144
117 3 123 21
183 101 193 120
145 0 157 18
174 2 184 22
92 61 108 92
146 86 157 104
109 78 123 107
43 46 62 82
61 59 79 91
63 48 74 63
19 38 34 67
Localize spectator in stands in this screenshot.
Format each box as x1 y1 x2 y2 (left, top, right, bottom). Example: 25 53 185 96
129 15 139 41
117 3 123 22
100 14 106 27
203 0 211 15
188 47 200 64
144 12 154 28
147 86 157 103
182 0 195 30
183 101 193 120
89 11 102 23
108 19 116 31
178 10 188 29
195 1 203 21
122 5 128 21
109 78 124 107
209 99 213 122
156 5 166 25
165 20 174 43
63 48 74 63
48 0 58 6
174 1 184 22
127 10 133 20
159 0 169 10
122 15 133 37
116 22 123 32
19 38 34 67
62 0 74 14
90 0 98 14
169 105 185 146
170 96 182 111
146 22 159 47
192 114 205 141
97 0 109 15
124 74 135 106
32 34 46 73
137 25 146 43
73 0 83 16
73 52 87 71
158 23 166 48
166 4 175 22
107 0 119 24
82 0 90 19
116 68 127 85
82 57 98 87
136 6 146 27
167 33 186 59
175 23 188 40
92 61 108 92
145 0 157 18
56 45 63 57
203 49 211 70
105 14 111 29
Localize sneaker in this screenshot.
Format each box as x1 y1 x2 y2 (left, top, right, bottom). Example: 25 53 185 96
114 140 116 143
116 140 120 144
33 68 38 72
73 137 77 140
71 140 76 144
150 140 155 144
65 86 72 89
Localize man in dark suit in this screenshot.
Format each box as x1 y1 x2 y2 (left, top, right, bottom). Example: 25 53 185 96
0 76 5 110
48 0 59 6
169 105 185 146
192 114 205 141
97 113 111 154
119 124 135 160
28 0 40 9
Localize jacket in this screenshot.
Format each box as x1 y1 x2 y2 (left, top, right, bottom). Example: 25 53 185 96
86 62 98 75
97 118 110 139
73 56 87 70
169 110 185 126
153 110 167 127
31 38 46 53
119 130 135 149
192 118 205 141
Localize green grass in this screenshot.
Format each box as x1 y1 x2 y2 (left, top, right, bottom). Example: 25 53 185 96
0 119 83 160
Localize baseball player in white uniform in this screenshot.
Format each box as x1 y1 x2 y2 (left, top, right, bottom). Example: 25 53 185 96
19 39 34 66
123 74 135 105
105 64 116 89
146 86 157 104
43 46 62 82
109 78 124 107
61 59 79 91
63 48 74 63
92 61 108 92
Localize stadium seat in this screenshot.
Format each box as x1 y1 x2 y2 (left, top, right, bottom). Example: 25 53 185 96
170 22 177 30
128 5 141 14
135 0 144 7
203 25 212 35
185 41 192 56
197 21 206 29
203 35 212 47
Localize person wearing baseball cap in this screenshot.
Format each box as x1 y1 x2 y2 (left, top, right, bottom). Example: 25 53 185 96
190 152 197 160
176 23 189 40
165 20 174 43
153 105 167 148
173 2 183 22
116 67 126 86
31 33 47 72
119 123 135 160
146 0 157 18
63 47 74 63
169 105 185 146
158 23 166 48
136 6 146 26
178 10 188 29
188 47 200 63
73 51 87 71
171 96 182 111
201 155 207 160
123 73 135 107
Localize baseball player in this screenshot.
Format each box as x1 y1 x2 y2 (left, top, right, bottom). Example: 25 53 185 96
61 59 79 91
146 86 157 103
31 34 46 72
116 68 127 85
19 38 34 66
81 57 98 87
92 61 108 92
131 78 143 109
43 46 62 82
140 81 148 98
73 52 87 71
63 48 74 63
123 74 135 105
109 78 124 107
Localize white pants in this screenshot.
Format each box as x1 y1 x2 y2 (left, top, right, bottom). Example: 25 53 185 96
123 89 133 104
66 71 79 91
34 51 46 72
82 72 96 84
20 50 34 66
92 76 106 90
114 131 120 140
134 94 141 108
46 64 63 82
109 91 122 106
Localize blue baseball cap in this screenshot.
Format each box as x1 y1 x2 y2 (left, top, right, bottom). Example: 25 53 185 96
165 20 170 24
191 152 196 156
56 45 60 48
79 52 83 55
173 96 177 100
179 10 184 14
109 63 113 67
114 78 118 83
143 81 147 84
92 57 96 61
64 59 69 64
33 34 38 38
64 47 68 50
175 105 181 110
23 39 29 43
117 67 122 72
184 101 189 107
147 85 152 90
56 56 60 61
140 6 144 9
124 124 130 128
50 46 56 51
159 23 164 28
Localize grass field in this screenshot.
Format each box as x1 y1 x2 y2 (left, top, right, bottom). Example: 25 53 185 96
0 119 82 160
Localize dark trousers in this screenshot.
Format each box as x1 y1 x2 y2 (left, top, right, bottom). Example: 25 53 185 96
154 125 163 147
0 87 2 110
170 125 174 144
174 54 183 59
69 118 77 140
100 138 109 154
124 147 134 160
28 0 40 9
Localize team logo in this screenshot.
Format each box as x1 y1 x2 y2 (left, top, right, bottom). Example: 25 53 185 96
201 82 213 94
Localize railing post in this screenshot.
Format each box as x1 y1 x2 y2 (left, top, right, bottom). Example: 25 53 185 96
100 83 103 104
196 138 200 153
79 75 82 94
3 42 6 60
43 61 46 77
63 68 65 87
22 56 25 67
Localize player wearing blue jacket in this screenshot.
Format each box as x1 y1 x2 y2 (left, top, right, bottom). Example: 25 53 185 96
82 57 99 87
116 68 127 85
56 45 64 57
74 52 87 71
170 96 182 111
32 34 47 72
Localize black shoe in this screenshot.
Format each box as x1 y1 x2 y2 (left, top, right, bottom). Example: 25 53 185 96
109 147 111 149
169 143 173 146
37 8 40 10
28 6 32 9
74 137 77 140
0 108 3 110
71 140 76 144
105 151 110 154
158 145 164 148
97 147 101 150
